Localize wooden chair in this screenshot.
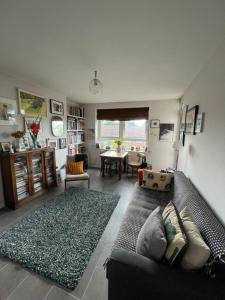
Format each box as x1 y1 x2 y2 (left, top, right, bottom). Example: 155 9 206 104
127 152 145 177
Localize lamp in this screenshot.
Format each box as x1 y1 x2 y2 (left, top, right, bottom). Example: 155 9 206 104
89 70 103 95
173 140 182 170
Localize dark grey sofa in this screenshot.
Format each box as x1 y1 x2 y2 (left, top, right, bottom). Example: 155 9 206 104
106 171 225 299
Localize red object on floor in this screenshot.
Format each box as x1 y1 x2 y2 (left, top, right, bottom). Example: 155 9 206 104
138 169 144 186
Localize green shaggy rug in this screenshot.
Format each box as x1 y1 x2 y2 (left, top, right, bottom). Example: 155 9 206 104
0 187 120 289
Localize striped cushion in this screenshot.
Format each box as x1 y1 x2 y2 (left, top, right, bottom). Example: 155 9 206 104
67 161 84 175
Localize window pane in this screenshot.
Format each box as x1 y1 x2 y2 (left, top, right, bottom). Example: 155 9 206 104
124 120 146 140
100 120 119 138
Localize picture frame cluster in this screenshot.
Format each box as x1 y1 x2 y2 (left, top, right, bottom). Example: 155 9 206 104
0 88 68 153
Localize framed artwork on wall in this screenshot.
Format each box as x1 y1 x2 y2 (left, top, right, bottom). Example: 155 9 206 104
48 139 58 149
0 97 17 125
195 112 205 133
185 105 199 135
50 99 64 115
159 123 174 142
180 104 188 132
59 138 67 149
18 89 47 117
150 119 160 128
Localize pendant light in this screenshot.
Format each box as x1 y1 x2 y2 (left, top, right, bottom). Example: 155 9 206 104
89 70 103 95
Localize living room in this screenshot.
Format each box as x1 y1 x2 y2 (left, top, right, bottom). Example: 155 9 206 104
0 1 225 300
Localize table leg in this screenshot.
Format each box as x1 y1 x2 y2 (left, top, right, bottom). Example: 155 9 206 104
123 155 127 172
119 158 122 180
101 157 105 177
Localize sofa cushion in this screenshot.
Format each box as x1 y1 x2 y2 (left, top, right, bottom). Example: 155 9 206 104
162 202 187 264
179 207 210 270
136 206 167 260
143 170 173 191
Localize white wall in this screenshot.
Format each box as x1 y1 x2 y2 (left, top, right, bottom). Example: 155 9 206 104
84 99 180 169
178 40 225 223
0 72 70 208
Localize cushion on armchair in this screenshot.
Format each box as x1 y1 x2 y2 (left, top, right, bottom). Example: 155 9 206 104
142 169 173 191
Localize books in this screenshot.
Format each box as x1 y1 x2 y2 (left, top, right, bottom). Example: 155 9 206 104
68 106 84 118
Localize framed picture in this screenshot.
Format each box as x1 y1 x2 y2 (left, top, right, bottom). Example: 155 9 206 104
50 99 64 115
59 138 67 149
180 131 185 147
159 123 174 141
150 119 160 128
185 105 199 135
48 139 58 149
180 104 188 132
18 89 47 117
23 137 31 149
24 118 42 134
0 142 13 152
195 112 205 133
0 97 17 125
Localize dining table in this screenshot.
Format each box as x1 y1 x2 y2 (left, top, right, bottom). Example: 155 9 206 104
100 150 128 180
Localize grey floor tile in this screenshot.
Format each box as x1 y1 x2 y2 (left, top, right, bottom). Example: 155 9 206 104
0 258 8 271
7 273 52 300
45 286 79 300
0 263 28 300
82 267 108 300
71 239 104 299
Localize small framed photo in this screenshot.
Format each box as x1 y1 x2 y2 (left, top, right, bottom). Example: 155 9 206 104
195 113 205 133
150 119 160 128
23 137 31 149
50 99 64 115
59 138 67 149
0 142 13 152
48 139 58 149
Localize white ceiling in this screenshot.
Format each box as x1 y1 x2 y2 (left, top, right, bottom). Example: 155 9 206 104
0 0 225 103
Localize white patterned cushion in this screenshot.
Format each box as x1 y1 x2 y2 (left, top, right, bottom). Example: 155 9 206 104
142 170 173 191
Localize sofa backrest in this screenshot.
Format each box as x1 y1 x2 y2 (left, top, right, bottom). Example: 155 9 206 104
173 171 225 259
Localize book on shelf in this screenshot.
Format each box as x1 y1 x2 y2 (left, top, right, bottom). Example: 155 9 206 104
68 106 84 118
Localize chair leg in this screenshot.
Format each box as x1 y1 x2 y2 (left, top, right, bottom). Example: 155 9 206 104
65 180 67 190
88 178 90 188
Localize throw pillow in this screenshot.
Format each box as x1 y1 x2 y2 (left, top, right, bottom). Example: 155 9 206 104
67 161 84 175
162 201 187 264
142 170 173 191
180 207 210 270
136 206 167 261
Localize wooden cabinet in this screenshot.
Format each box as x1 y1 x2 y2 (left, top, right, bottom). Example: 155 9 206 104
0 148 57 209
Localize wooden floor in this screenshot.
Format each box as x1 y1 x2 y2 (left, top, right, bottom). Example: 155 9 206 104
0 168 136 300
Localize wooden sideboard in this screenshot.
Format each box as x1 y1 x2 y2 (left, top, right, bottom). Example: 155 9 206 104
0 148 57 209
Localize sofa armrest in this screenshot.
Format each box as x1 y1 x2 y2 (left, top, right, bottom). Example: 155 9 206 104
106 248 225 300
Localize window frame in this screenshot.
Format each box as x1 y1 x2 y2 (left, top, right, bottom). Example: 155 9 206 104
97 120 147 142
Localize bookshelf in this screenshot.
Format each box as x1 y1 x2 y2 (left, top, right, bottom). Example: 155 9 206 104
0 148 57 209
67 104 86 156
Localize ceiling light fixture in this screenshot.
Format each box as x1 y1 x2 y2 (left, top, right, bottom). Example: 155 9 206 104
89 70 103 95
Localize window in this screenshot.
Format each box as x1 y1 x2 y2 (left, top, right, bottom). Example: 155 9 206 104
124 120 146 140
98 120 120 138
98 119 147 150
